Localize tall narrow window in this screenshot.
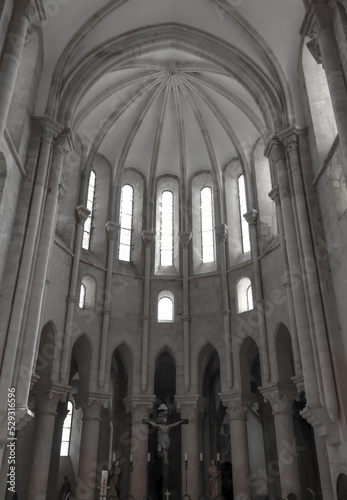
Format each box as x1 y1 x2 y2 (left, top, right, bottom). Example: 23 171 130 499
247 284 253 311
79 283 86 309
237 277 253 313
119 184 134 262
158 291 174 322
160 191 174 266
238 175 250 253
82 170 96 250
60 401 73 456
200 187 214 263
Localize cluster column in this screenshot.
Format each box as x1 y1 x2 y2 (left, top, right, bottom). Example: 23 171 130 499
301 2 347 180
265 138 321 407
27 383 70 500
141 231 155 391
268 186 302 375
0 130 72 459
74 391 111 500
220 393 251 500
124 395 155 500
98 222 120 387
260 384 300 499
179 232 192 391
175 395 205 500
0 0 42 141
215 224 233 388
283 131 338 421
60 205 90 382
244 210 270 382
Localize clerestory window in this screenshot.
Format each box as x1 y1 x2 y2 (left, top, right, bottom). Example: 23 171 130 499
200 186 215 263
238 175 250 253
160 190 174 267
82 170 96 250
158 291 174 322
79 283 86 309
119 184 134 262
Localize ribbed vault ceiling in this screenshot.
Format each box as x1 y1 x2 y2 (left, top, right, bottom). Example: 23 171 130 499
37 0 305 184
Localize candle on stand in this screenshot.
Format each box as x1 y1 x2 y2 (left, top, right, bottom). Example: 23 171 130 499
112 452 116 462
200 452 203 462
130 453 133 463
184 453 188 462
147 452 151 462
217 453 220 462
101 470 108 496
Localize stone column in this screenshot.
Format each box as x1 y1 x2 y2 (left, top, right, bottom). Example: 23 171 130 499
141 231 155 392
215 224 233 388
312 428 334 499
301 2 347 181
283 131 338 422
268 187 302 375
46 401 69 500
265 139 320 406
14 121 62 401
60 205 90 383
0 0 41 141
175 395 205 500
179 232 192 391
98 222 120 388
243 211 270 382
27 384 69 500
261 384 300 499
220 393 251 500
0 131 72 457
74 392 111 500
124 395 155 500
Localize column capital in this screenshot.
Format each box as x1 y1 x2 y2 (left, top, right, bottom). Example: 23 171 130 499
182 314 191 323
142 230 156 247
278 130 299 157
124 395 156 423
215 224 228 243
35 116 64 143
106 221 120 240
75 205 90 225
260 383 299 415
74 391 111 420
54 129 74 155
179 232 192 248
31 382 71 415
264 136 285 162
219 392 255 421
243 209 258 226
58 183 67 205
300 406 340 442
268 186 281 205
300 1 333 38
174 395 206 421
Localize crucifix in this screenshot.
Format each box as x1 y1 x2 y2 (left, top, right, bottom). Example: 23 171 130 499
142 414 189 500
142 416 189 465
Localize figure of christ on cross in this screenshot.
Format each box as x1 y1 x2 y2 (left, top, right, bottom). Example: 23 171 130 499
142 417 189 465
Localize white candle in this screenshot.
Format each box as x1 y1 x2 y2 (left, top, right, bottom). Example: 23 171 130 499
147 452 151 462
184 453 188 462
130 453 133 463
200 453 203 462
112 453 116 462
101 470 108 495
217 453 220 462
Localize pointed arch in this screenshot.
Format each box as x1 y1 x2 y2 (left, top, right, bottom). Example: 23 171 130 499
274 323 295 383
71 334 93 390
239 336 261 394
197 343 220 396
35 320 59 383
